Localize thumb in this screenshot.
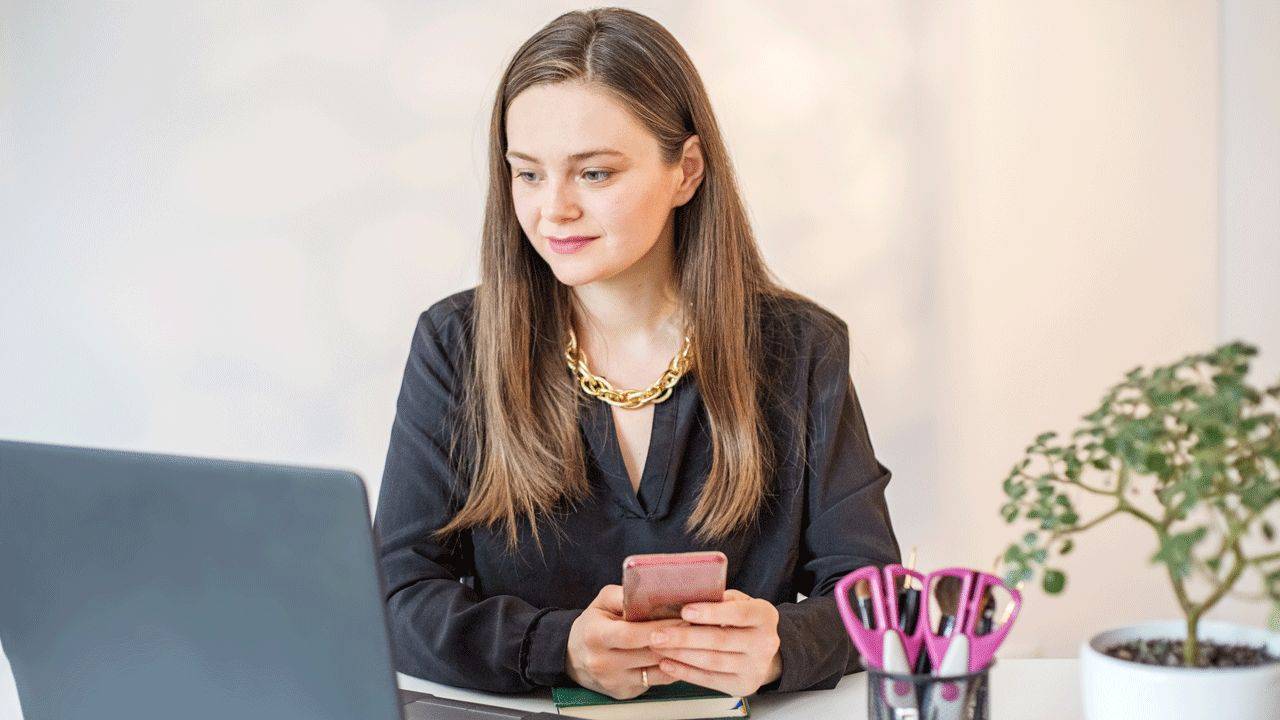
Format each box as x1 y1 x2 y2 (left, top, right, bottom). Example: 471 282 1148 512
591 584 625 614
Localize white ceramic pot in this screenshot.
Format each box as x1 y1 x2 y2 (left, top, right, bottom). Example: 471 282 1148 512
1080 620 1280 720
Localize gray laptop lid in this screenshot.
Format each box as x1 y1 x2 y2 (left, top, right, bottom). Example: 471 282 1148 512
0 438 403 720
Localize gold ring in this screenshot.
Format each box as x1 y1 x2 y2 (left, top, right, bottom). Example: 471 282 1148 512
641 668 649 688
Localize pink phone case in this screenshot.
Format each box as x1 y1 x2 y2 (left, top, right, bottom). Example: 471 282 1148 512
621 551 727 622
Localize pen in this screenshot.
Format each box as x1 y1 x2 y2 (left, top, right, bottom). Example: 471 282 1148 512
853 579 875 629
898 547 921 636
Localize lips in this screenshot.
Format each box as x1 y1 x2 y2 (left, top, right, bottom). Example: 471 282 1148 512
547 235 599 254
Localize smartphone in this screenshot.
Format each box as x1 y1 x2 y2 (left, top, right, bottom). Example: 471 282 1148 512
621 550 728 622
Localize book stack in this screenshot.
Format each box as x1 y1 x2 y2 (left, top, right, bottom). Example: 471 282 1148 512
552 681 749 719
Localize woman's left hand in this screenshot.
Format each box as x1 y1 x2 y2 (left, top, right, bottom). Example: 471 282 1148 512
646 589 782 697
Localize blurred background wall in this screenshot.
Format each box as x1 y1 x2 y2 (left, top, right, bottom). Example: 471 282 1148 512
2 3 1278 708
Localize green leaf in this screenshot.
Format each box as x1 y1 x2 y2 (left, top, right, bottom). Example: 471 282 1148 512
1003 544 1025 564
1151 527 1208 580
1000 503 1019 523
1065 454 1082 481
1042 569 1067 594
1162 461 1216 514
1269 603 1280 633
1023 532 1039 546
1059 539 1074 555
1145 452 1171 479
1005 565 1033 587
1003 477 1028 500
1195 424 1226 449
1241 477 1279 512
1034 431 1057 445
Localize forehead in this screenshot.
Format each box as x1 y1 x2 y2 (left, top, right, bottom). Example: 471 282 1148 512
505 82 651 163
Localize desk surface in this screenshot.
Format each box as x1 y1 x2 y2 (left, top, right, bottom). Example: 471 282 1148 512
398 658 1081 719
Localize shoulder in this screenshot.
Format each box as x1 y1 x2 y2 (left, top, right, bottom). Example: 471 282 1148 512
758 289 849 360
422 286 477 330
406 287 478 376
416 286 477 344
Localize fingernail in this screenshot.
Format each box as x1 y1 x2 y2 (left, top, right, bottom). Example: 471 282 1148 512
682 607 700 621
651 631 668 644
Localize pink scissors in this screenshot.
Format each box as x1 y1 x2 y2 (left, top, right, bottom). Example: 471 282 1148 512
921 567 1023 674
833 563 927 672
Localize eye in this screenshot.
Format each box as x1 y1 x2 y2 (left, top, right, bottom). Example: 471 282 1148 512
511 169 613 184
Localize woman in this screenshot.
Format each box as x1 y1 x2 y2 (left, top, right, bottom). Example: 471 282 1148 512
373 7 900 701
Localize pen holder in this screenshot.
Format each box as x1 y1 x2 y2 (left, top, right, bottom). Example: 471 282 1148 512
866 661 993 720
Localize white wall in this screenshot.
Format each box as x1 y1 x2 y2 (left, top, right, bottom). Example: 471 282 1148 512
1 3 1277 714
1221 0 1280 379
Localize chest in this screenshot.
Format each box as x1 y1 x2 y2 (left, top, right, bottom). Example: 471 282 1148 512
609 404 655 494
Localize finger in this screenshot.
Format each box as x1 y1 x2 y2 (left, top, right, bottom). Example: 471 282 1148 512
650 647 745 674
657 657 741 696
649 624 750 652
681 598 767 628
641 665 678 687
592 584 624 613
611 647 673 669
604 617 686 649
723 589 751 602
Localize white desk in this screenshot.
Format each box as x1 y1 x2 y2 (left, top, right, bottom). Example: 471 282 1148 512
398 658 1081 719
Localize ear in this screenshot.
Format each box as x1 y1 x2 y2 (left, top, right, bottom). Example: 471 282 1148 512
672 135 705 208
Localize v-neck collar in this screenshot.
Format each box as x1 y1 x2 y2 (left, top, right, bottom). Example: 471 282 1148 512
580 376 695 519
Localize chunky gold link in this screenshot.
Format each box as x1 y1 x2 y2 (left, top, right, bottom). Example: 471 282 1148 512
565 327 693 409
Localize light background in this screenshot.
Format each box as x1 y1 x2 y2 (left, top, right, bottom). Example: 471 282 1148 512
1 2 1278 714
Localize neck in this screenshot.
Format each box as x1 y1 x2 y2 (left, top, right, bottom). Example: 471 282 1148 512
571 277 683 341
569 220 685 345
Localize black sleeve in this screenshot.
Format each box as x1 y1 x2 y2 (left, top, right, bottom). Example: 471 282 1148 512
766 317 902 693
372 307 583 693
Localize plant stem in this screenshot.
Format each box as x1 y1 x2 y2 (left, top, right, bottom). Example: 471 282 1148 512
1165 553 1194 616
1195 545 1248 618
1118 502 1161 531
1063 507 1121 534
1185 612 1200 666
1180 545 1248 667
1067 478 1115 496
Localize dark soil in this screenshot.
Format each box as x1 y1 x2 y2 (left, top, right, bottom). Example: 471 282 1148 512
1103 638 1280 668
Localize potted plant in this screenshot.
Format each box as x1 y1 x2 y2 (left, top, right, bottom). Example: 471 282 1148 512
997 341 1280 720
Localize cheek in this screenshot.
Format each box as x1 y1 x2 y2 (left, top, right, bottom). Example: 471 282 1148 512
510 191 537 231
596 180 671 238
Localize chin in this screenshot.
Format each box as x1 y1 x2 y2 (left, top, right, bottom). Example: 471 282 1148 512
546 261 610 288
537 248 617 287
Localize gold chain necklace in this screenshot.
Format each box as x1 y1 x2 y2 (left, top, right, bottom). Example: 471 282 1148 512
565 327 693 409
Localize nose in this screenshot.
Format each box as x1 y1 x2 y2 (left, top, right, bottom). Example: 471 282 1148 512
540 177 581 222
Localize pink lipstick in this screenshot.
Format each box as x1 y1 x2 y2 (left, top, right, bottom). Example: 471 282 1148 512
547 235 598 254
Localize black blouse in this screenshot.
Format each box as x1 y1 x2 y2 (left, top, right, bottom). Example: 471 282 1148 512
373 287 900 695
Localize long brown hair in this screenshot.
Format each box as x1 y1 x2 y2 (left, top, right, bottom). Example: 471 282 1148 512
437 7 806 551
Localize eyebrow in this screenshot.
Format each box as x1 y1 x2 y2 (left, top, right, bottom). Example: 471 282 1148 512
504 149 626 163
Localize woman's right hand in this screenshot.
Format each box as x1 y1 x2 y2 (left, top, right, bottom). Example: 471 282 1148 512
565 584 687 699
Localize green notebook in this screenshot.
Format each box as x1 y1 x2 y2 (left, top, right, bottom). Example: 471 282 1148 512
551 681 750 719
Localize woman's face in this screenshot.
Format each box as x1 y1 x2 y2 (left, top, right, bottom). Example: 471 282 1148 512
505 82 701 288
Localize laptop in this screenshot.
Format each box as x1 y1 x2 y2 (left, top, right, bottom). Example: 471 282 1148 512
0 438 561 720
